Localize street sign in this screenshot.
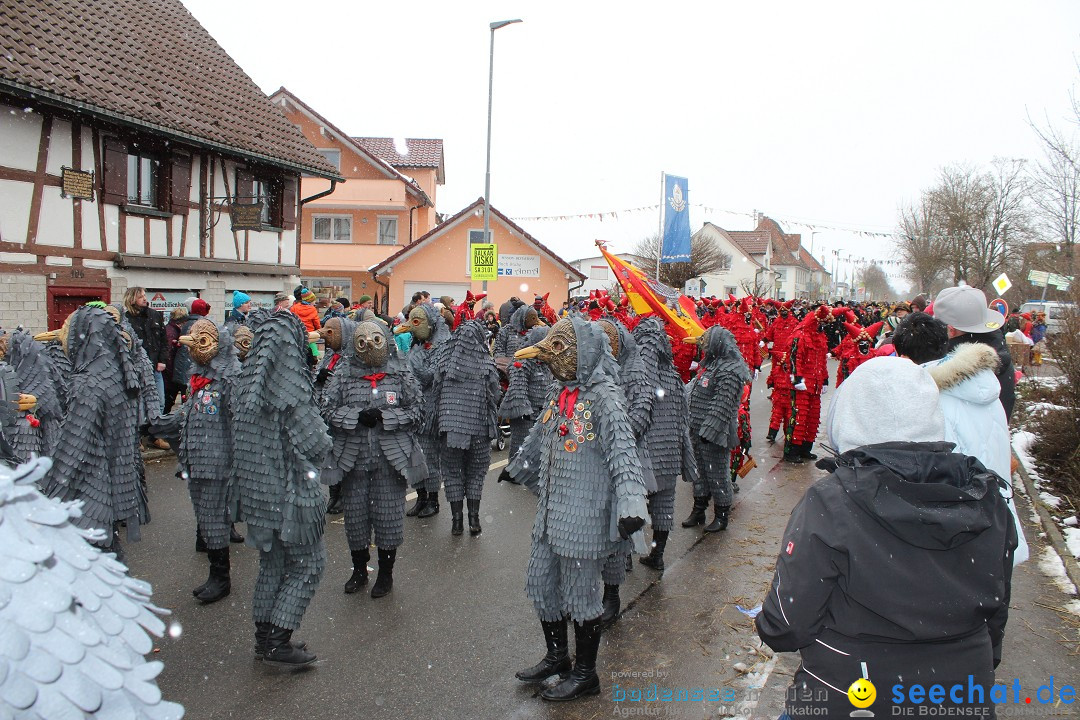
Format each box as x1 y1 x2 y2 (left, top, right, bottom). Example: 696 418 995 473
1027 270 1071 291
470 243 498 281
989 298 1009 317
1027 270 1050 286
1049 273 1072 291
992 273 1012 295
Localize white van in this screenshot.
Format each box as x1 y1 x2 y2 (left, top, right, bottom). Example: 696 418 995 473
1019 301 1076 335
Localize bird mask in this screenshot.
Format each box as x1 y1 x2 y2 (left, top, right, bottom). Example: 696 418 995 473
515 318 576 382
32 313 74 354
354 321 389 368
394 305 431 342
179 319 220 366
320 317 345 351
233 325 254 361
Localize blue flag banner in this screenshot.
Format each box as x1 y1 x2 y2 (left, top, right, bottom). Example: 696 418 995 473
661 174 691 263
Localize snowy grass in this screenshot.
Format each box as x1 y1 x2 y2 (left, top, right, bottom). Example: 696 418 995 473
1037 547 1078 596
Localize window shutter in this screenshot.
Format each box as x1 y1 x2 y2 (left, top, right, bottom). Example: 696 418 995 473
281 177 296 229
169 154 192 213
102 137 128 205
234 168 253 203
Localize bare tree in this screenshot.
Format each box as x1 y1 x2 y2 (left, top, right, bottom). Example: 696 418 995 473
1029 119 1080 272
857 263 896 301
634 232 733 291
895 161 1030 294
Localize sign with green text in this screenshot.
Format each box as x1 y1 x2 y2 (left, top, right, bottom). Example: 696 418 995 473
471 243 498 281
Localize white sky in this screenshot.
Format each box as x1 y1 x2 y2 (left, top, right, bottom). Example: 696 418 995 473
182 0 1080 293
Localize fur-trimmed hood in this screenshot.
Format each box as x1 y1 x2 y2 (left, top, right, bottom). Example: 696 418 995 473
925 342 1001 406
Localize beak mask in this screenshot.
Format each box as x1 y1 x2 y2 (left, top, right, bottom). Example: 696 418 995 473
515 318 577 382
354 321 389 368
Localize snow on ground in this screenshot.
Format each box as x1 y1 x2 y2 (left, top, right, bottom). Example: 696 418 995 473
1065 527 1080 560
1023 375 1068 388
1026 401 1073 415
1012 431 1042 486
1037 547 1078 596
1040 491 1064 510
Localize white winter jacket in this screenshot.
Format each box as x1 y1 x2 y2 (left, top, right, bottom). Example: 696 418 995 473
925 343 1029 564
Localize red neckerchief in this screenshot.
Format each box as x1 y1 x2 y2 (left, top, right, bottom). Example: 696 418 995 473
362 373 386 389
423 342 432 350
557 387 579 418
327 353 341 371
190 374 212 392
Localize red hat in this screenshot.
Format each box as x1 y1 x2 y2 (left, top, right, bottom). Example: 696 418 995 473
846 321 884 342
814 305 832 321
191 299 211 316
464 290 486 304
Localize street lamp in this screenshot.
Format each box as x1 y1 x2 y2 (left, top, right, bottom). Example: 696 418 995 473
482 18 522 292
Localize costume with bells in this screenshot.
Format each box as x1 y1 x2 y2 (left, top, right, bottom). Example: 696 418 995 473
175 319 241 604
785 305 831 463
232 311 331 667
322 320 426 598
395 303 451 518
38 307 147 559
507 317 649 702
431 318 500 535
683 327 750 533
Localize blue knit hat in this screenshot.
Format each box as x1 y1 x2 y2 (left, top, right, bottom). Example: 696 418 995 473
232 290 251 309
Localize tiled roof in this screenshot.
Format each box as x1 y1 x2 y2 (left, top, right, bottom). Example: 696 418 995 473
0 0 339 178
727 231 771 256
371 198 587 281
353 137 444 169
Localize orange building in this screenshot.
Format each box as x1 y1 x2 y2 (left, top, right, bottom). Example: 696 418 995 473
270 88 443 303
370 199 586 316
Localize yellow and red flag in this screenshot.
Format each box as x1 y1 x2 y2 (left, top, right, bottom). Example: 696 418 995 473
597 241 704 340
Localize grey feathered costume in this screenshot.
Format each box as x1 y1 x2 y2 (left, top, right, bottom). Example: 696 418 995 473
43 306 147 558
493 304 540 359
232 310 332 666
322 320 426 598
176 320 241 604
2 331 63 462
432 319 500 536
498 324 552 461
0 456 185 720
507 317 649 702
400 304 451 517
685 326 750 532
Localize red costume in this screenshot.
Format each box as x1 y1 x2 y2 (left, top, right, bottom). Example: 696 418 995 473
786 305 830 460
453 290 486 330
837 322 884 386
763 302 797 438
730 299 763 373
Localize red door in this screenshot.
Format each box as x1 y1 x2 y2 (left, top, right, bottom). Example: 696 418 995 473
47 286 110 329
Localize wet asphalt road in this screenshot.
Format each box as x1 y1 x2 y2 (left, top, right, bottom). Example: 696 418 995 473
125 363 1080 719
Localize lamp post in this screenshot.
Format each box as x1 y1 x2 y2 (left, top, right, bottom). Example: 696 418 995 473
482 18 522 293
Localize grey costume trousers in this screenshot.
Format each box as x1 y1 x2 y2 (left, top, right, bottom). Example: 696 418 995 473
252 534 326 631
441 435 491 503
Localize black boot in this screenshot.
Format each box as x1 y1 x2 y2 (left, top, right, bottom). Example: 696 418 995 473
541 617 602 701
703 504 730 533
417 490 440 518
467 498 482 536
638 530 668 571
370 548 395 598
230 523 244 543
766 427 778 443
783 442 804 464
326 483 343 515
344 548 370 594
195 547 231 603
262 626 317 667
405 489 427 517
800 442 818 461
450 500 464 536
600 584 620 629
254 621 308 657
195 527 207 553
681 496 709 527
515 619 571 682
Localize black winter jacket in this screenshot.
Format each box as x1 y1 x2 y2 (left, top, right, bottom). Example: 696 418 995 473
948 330 1015 420
757 442 1016 719
126 306 167 366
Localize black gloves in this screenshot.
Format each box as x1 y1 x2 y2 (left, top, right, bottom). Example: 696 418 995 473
357 407 382 428
618 516 646 539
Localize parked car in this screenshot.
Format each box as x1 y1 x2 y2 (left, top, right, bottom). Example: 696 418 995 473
1020 301 1076 335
